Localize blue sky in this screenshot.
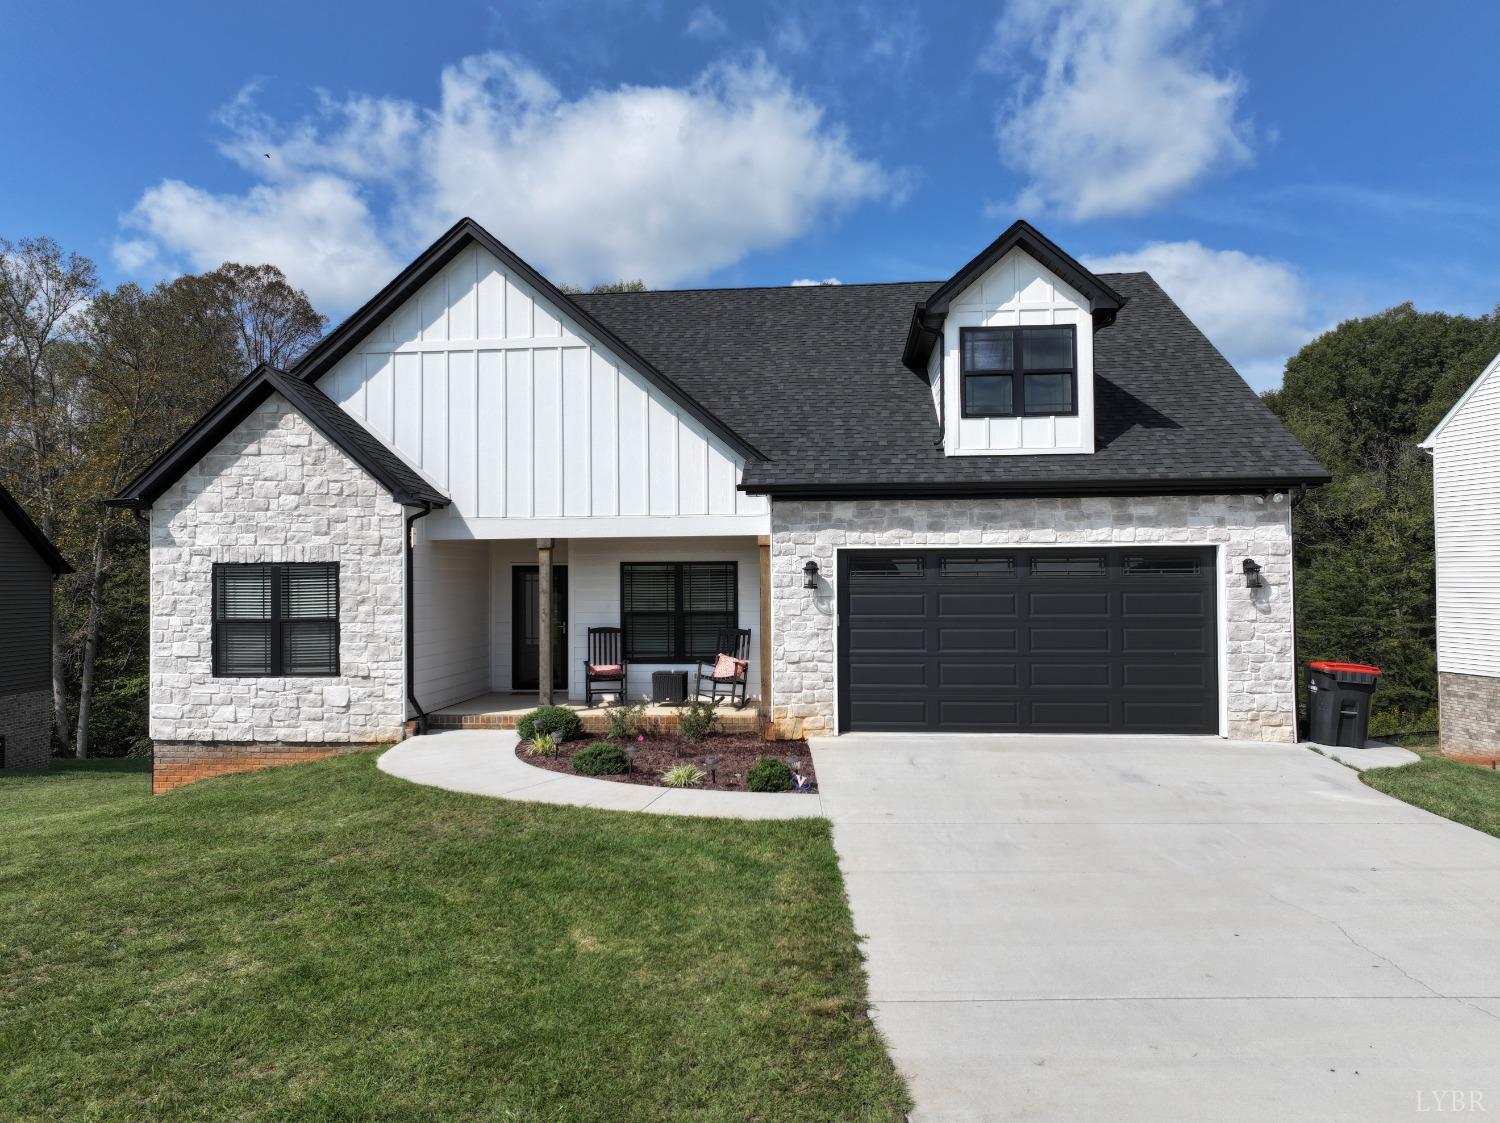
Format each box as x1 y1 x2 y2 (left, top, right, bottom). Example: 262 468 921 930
5 0 1499 389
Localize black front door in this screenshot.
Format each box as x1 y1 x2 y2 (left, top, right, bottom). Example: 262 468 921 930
513 566 568 692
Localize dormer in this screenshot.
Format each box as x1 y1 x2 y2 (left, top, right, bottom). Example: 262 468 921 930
904 221 1124 457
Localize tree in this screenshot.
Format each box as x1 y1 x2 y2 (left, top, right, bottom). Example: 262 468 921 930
174 262 326 370
558 280 647 294
0 237 97 748
1264 303 1500 727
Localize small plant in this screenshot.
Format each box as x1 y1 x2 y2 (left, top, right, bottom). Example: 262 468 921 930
516 705 583 743
678 697 721 744
661 764 706 788
572 742 630 776
603 696 649 741
525 731 564 757
746 757 794 793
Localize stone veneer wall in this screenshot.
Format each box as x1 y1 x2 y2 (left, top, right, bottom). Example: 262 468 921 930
1438 672 1500 763
149 393 407 791
768 494 1297 742
0 688 52 769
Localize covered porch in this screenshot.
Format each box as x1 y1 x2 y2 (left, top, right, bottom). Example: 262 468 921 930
411 531 771 733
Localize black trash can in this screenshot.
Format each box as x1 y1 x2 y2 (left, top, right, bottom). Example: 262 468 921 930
1306 661 1382 748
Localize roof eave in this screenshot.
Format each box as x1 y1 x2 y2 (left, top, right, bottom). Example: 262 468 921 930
741 473 1333 500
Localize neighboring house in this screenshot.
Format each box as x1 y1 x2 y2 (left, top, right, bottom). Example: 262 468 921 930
112 218 1329 792
0 482 71 770
1420 350 1500 762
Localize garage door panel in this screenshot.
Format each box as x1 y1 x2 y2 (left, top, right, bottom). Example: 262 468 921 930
839 547 1217 734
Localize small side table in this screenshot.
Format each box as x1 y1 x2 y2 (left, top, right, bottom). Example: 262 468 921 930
651 670 688 705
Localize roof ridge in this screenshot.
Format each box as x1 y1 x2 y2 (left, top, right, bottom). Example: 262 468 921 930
575 279 944 296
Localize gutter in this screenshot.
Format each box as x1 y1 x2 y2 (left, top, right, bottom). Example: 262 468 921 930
741 476 1333 500
404 501 434 736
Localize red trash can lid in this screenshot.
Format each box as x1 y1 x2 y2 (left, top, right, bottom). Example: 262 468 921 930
1307 661 1382 675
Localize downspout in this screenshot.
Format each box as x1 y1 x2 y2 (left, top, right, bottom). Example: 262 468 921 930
405 501 434 736
1287 484 1309 739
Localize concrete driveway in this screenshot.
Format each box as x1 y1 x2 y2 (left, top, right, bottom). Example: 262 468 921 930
811 735 1500 1122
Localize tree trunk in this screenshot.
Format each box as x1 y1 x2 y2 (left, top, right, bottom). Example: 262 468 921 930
74 520 107 759
45 499 73 754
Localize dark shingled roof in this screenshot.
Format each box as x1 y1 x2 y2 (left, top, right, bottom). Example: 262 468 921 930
0 480 71 574
110 366 449 509
575 273 1329 496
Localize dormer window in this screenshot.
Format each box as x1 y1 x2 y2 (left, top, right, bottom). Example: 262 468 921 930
961 325 1077 418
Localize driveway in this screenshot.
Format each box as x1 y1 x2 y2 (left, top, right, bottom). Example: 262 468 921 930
811 735 1500 1122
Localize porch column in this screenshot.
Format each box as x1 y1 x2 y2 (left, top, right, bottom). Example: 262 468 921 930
538 538 553 706
758 535 773 738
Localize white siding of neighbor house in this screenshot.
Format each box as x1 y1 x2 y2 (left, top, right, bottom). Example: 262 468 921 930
941 247 1096 456
1426 353 1500 678
316 242 767 539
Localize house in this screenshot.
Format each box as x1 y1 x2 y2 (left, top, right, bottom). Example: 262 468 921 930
1420 350 1500 762
0 481 71 770
111 218 1329 792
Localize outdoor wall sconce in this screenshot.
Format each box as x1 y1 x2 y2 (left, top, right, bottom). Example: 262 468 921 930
803 560 820 589
1242 558 1264 589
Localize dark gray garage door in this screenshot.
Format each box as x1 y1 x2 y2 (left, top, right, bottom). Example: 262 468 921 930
838 547 1218 733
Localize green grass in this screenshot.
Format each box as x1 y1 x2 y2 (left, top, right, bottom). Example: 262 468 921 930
1363 756 1500 840
0 755 907 1122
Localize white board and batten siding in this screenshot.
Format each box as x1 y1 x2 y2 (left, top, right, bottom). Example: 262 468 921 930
317 243 768 540
1423 352 1500 678
940 247 1096 456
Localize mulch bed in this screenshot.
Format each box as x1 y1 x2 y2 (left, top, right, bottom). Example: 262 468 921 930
518 732 816 792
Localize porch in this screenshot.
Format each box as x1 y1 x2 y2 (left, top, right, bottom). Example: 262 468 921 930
428 692 762 732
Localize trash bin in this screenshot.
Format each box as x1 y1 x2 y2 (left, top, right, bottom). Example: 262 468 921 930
1306 661 1382 747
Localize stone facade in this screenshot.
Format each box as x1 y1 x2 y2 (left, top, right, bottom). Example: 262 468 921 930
149 393 407 789
768 493 1297 742
1438 672 1500 763
0 688 52 769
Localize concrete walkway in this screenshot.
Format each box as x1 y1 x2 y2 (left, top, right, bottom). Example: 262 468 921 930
811 734 1500 1122
378 729 822 819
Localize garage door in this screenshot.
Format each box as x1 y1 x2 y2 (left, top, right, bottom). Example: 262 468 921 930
838 547 1218 733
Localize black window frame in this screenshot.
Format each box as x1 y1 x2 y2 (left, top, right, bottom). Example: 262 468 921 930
620 561 738 663
960 324 1079 419
212 562 341 678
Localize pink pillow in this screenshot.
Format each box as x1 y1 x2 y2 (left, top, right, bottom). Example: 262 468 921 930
589 663 623 676
712 654 748 679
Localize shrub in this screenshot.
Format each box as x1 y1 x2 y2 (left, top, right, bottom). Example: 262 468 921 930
525 732 563 757
516 705 583 743
661 764 706 788
572 742 630 777
746 757 794 793
603 697 649 741
679 698 721 743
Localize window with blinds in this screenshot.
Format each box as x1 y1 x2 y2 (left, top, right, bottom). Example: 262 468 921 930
620 562 737 662
212 563 340 677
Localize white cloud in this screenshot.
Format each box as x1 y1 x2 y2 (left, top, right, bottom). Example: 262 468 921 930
115 52 893 310
987 0 1251 220
684 5 727 39
791 277 841 286
1084 240 1319 389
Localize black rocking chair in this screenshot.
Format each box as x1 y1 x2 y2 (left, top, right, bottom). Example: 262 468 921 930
583 627 626 706
694 627 752 709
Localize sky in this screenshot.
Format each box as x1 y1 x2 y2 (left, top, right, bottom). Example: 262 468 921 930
5 0 1499 390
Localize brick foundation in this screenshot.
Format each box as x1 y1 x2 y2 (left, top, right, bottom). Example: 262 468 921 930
152 740 382 794
1439 672 1500 764
1 688 53 770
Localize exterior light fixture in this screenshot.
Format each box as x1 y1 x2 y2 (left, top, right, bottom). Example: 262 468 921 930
704 754 720 784
624 745 639 773
787 755 802 774
1242 558 1264 589
803 560 820 589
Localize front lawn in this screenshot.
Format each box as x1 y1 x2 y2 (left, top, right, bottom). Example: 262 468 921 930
1362 756 1500 840
0 755 907 1121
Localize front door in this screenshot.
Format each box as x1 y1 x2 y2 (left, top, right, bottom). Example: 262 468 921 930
512 566 568 692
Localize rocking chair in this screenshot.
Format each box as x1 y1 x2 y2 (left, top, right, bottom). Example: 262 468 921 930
694 627 752 709
583 627 626 706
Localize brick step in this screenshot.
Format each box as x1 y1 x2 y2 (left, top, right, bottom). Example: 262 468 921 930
428 709 760 734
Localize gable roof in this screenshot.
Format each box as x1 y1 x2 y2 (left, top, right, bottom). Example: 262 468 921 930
576 273 1330 497
1420 347 1500 448
288 217 764 462
108 365 449 510
0 481 71 574
902 220 1126 373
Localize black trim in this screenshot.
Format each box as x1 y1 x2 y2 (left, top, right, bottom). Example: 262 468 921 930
405 503 433 734
108 365 449 510
289 217 764 463
211 562 340 678
0 481 71 574
959 325 1078 419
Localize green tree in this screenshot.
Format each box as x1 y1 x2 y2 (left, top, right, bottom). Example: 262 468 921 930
1265 303 1500 727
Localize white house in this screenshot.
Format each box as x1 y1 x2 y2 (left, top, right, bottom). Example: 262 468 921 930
112 219 1329 791
1420 349 1500 761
